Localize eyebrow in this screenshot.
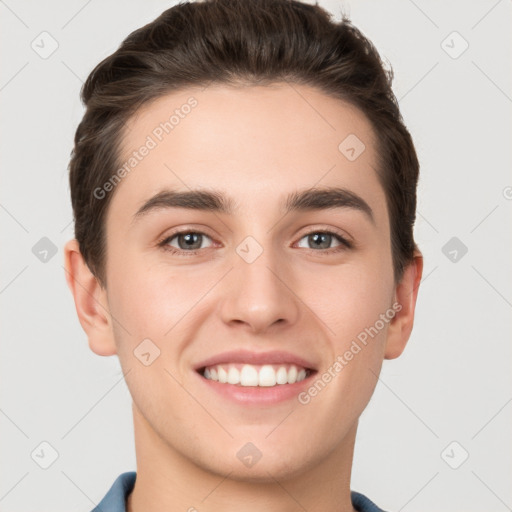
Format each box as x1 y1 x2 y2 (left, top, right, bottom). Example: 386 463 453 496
131 186 375 225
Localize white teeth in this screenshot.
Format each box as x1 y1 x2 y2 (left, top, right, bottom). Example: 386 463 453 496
227 367 239 384
276 366 288 385
287 365 297 384
240 364 259 386
218 366 228 383
258 365 276 386
201 363 310 387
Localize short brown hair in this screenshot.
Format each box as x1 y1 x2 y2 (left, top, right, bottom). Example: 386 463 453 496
68 0 420 288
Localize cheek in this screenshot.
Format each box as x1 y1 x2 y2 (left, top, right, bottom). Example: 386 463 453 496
107 252 201 336
297 266 393 429
304 256 394 341
108 244 394 344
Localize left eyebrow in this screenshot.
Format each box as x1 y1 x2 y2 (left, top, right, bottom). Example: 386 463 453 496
131 186 375 226
284 187 375 224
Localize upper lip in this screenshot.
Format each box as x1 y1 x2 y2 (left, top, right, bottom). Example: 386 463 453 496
194 350 318 372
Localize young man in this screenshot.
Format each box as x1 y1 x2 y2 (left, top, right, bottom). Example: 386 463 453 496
64 1 423 511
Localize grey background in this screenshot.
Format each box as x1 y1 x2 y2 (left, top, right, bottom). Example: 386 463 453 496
1 0 511 511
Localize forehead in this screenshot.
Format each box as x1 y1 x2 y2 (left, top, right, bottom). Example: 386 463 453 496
109 83 385 222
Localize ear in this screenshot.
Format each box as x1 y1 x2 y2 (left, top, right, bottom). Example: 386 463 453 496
384 250 423 360
63 239 117 356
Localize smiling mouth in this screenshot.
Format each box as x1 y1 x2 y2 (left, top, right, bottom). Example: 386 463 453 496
197 362 316 387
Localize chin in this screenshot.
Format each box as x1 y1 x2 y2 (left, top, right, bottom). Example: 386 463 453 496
216 456 310 484
194 440 317 484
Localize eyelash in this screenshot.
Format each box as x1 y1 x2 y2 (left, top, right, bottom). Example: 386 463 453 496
157 228 353 256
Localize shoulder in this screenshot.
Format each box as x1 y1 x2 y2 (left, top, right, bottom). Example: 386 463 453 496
90 472 137 512
351 490 390 512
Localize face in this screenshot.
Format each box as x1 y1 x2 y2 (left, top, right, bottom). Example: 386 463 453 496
99 83 400 480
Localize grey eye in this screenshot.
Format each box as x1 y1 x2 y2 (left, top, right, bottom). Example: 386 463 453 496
297 232 344 250
168 232 213 250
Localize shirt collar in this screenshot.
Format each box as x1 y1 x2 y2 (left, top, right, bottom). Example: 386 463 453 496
91 471 387 512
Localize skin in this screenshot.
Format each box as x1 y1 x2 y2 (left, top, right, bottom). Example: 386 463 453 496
64 83 422 512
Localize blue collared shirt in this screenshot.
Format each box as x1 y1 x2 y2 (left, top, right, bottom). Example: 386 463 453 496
91 472 388 512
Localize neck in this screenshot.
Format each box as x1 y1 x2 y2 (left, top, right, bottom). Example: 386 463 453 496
127 403 358 512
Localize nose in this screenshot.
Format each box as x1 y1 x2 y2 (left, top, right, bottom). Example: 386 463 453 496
219 243 301 334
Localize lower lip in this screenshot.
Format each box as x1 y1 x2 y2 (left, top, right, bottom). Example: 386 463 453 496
195 370 317 405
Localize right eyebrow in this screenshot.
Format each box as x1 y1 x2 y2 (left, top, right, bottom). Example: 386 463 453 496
132 189 235 224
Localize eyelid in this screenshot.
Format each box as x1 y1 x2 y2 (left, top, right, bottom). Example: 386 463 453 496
156 226 216 251
294 224 354 247
157 225 354 255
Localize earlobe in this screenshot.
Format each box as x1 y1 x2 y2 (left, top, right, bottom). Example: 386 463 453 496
63 239 117 356
384 251 423 360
